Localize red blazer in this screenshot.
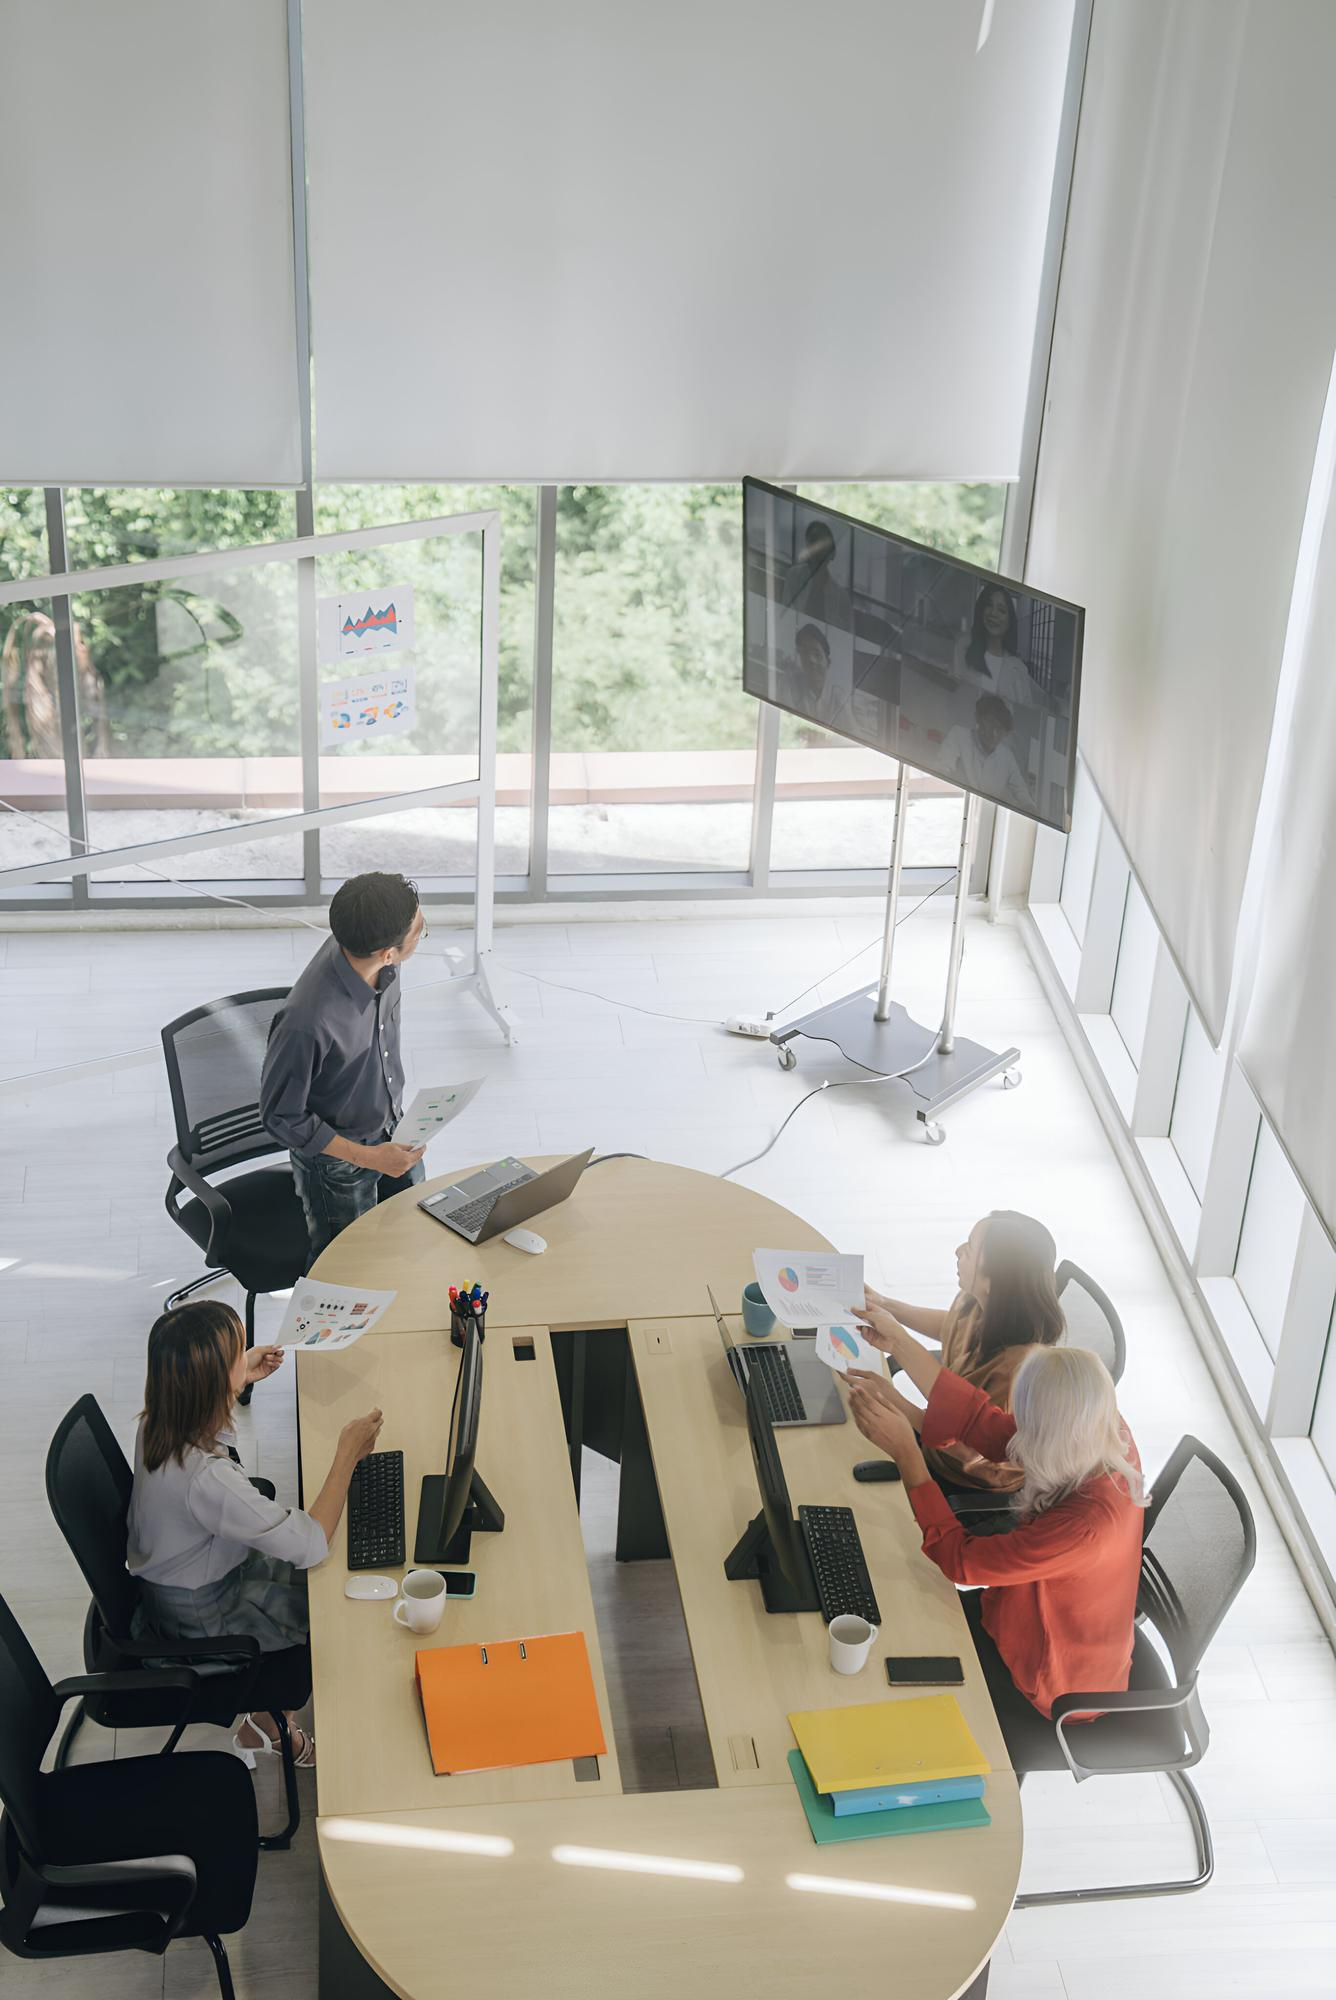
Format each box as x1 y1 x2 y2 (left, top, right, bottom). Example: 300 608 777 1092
908 1369 1144 1718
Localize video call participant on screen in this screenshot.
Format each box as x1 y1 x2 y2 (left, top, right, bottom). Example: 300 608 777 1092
782 621 856 734
857 1212 1065 1494
261 870 427 1264
844 1345 1146 1731
956 583 1045 709
941 694 1036 812
780 519 853 631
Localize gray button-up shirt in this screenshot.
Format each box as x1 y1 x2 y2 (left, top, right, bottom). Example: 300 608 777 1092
260 936 406 1158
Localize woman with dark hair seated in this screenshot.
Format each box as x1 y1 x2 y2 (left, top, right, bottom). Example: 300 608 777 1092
859 1211 1065 1496
128 1300 382 1765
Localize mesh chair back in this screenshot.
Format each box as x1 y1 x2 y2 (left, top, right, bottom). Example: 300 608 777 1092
0 1594 57 1854
45 1395 139 1643
1138 1434 1256 1685
1056 1261 1126 1384
161 988 291 1171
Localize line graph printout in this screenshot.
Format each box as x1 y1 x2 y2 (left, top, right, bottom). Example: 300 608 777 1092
318 583 415 661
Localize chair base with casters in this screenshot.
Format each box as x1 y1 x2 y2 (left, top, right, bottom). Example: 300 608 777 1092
0 1594 258 2000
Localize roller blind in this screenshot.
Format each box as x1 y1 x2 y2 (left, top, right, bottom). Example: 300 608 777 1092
303 0 1074 483
1025 0 1336 1042
1238 407 1336 1242
0 0 301 488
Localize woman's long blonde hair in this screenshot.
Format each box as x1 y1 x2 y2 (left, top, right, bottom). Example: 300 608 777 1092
1006 1346 1147 1518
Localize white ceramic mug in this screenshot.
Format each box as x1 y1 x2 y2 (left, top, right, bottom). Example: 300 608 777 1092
829 1613 878 1675
392 1569 447 1635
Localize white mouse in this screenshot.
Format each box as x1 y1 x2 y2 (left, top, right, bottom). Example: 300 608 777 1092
344 1575 398 1601
503 1226 547 1255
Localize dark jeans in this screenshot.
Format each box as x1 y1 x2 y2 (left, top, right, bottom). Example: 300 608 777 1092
291 1150 425 1265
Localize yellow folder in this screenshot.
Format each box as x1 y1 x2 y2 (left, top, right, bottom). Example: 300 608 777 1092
788 1695 991 1793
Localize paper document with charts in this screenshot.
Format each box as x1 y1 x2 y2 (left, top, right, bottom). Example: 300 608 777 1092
753 1249 864 1329
276 1280 396 1352
815 1322 880 1374
392 1079 483 1148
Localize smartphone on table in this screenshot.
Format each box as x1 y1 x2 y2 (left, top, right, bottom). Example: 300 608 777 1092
434 1571 477 1598
884 1655 964 1686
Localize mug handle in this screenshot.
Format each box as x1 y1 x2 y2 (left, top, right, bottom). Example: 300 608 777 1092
393 1599 411 1626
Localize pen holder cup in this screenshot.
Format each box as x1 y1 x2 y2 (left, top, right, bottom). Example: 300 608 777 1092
741 1283 776 1339
450 1306 486 1348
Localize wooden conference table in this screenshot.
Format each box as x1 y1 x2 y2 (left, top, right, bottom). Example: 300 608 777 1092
299 1158 1021 2000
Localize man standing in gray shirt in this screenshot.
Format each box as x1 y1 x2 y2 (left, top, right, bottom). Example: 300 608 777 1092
261 871 428 1264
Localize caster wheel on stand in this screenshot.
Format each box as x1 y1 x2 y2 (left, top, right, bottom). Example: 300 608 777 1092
777 1045 798 1072
922 1120 946 1147
1003 1066 1022 1090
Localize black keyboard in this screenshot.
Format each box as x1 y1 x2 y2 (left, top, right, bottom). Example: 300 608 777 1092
347 1450 405 1569
743 1345 806 1425
799 1504 881 1626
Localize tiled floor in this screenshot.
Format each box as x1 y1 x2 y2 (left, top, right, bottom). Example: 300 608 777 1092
1 901 1333 1999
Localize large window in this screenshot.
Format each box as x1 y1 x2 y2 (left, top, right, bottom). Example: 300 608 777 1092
1109 874 1159 1069
1233 1111 1308 1362
2 478 1008 903
1169 1004 1222 1202
549 484 754 875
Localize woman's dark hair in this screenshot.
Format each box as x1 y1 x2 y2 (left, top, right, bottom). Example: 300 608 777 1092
966 584 1020 676
967 1210 1064 1363
328 871 419 956
142 1301 244 1473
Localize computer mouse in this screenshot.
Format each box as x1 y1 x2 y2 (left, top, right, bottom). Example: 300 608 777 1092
852 1459 903 1483
503 1227 547 1255
344 1575 398 1600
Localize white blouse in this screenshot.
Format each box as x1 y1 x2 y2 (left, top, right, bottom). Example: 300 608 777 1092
127 1420 328 1587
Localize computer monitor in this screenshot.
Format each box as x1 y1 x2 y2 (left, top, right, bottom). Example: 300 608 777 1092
413 1319 505 1565
723 1371 820 1613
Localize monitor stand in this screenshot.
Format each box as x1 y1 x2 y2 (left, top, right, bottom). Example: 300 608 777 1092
724 1510 821 1614
413 1469 505 1566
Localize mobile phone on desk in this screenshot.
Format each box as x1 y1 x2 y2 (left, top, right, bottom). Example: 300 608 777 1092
433 1570 477 1598
885 1655 964 1686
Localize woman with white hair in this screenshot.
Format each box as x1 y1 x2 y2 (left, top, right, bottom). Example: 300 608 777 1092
845 1342 1146 1725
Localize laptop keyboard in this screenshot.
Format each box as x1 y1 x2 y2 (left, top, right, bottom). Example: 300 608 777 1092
437 1169 531 1239
744 1345 806 1424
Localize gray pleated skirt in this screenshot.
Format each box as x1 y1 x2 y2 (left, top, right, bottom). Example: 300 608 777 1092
133 1551 311 1664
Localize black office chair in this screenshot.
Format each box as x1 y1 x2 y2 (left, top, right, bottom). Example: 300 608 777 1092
1056 1259 1126 1384
45 1394 311 1848
162 987 309 1399
990 1433 1256 1906
0 1591 257 2000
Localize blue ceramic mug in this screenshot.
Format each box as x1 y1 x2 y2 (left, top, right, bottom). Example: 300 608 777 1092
741 1281 776 1338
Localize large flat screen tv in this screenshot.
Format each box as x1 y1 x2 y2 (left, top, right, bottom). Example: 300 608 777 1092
742 477 1083 832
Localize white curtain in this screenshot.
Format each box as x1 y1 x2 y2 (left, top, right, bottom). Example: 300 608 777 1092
1025 0 1336 1040
303 0 1074 483
1238 395 1336 1241
0 1 301 488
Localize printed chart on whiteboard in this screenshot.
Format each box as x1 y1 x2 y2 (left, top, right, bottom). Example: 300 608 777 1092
318 583 416 661
319 666 417 745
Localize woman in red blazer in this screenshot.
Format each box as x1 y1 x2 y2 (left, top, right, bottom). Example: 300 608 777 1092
846 1336 1146 1723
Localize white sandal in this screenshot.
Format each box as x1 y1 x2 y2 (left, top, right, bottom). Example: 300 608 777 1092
233 1714 316 1768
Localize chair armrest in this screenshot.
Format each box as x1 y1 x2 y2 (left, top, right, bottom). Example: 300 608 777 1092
10 1853 198 1944
53 1668 201 1756
107 1631 264 1719
1049 1676 1207 1781
165 1146 233 1263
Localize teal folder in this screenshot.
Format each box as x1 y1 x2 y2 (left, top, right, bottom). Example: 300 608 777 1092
831 1774 986 1817
788 1751 990 1844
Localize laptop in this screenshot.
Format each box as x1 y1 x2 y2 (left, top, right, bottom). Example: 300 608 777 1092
418 1149 595 1244
707 1286 845 1429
